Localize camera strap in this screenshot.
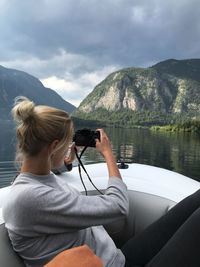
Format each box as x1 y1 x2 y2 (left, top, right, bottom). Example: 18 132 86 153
74 146 104 195
74 146 125 236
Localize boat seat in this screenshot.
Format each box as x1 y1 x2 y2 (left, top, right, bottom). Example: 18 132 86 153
0 223 25 267
89 189 176 248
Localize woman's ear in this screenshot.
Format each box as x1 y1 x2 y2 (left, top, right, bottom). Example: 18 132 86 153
49 140 59 155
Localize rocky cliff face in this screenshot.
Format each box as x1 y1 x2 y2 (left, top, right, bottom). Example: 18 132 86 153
76 59 200 115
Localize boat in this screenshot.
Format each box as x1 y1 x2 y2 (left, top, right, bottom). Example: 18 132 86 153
0 163 200 267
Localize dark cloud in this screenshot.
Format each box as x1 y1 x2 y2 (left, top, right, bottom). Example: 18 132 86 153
1 0 199 64
0 0 200 105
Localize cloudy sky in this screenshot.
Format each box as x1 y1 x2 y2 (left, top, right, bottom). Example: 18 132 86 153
0 0 200 106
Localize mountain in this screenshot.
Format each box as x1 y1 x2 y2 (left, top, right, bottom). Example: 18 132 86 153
0 65 75 120
72 59 200 126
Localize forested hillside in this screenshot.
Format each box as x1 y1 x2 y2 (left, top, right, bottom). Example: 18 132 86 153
72 59 200 127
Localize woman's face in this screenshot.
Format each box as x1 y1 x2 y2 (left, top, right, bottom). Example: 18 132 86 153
51 141 69 169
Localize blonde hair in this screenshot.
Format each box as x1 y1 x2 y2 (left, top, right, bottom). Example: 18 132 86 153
12 96 73 164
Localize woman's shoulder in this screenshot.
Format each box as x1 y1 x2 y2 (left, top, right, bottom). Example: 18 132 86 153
12 172 63 191
3 174 56 215
11 172 75 200
8 173 55 203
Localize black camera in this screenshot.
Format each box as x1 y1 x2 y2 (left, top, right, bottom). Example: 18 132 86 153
73 128 100 147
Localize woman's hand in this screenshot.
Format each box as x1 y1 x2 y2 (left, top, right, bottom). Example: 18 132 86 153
95 129 122 179
64 142 81 165
95 129 113 159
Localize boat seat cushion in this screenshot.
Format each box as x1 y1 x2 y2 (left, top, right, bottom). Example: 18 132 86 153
0 223 25 267
88 190 176 248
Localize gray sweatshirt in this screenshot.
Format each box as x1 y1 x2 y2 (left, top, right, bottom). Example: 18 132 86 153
3 171 129 267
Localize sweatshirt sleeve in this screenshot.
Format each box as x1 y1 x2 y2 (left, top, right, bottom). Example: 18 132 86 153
18 177 129 235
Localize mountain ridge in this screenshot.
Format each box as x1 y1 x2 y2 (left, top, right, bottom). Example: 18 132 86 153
0 65 75 120
72 59 200 126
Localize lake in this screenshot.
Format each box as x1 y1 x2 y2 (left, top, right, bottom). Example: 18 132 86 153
1 121 200 188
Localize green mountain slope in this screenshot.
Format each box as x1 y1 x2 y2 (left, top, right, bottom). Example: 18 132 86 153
72 59 200 127
0 65 75 120
152 59 200 81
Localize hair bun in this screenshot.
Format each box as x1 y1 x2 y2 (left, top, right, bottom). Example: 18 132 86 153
12 96 35 122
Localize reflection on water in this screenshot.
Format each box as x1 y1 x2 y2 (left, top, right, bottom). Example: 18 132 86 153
0 122 200 188
81 127 200 182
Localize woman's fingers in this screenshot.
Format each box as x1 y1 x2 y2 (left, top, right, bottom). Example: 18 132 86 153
95 129 113 157
65 142 78 164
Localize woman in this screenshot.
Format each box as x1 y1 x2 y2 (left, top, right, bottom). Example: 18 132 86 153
3 96 129 267
3 97 200 267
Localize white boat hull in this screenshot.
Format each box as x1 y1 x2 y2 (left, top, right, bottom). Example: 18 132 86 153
59 163 200 202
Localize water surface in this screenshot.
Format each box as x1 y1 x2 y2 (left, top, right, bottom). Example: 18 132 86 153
0 121 200 188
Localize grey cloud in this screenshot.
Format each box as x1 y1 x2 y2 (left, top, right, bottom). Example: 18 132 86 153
1 0 200 76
